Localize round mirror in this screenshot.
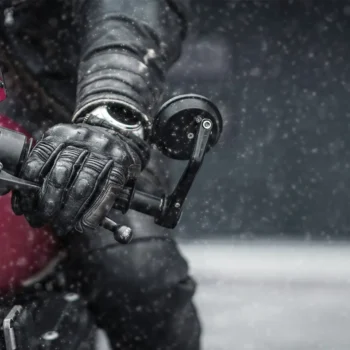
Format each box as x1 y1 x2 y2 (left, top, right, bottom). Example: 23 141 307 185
151 94 223 160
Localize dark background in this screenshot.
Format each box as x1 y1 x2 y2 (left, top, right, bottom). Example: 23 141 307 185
165 0 350 239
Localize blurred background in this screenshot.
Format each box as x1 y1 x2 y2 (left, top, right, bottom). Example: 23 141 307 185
168 0 350 239
163 0 350 349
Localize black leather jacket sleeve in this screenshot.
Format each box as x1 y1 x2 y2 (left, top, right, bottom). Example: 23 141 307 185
72 0 191 127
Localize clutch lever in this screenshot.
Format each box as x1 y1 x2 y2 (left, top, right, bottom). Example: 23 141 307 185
0 163 133 244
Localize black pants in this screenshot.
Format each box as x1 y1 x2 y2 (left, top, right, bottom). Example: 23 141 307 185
64 229 201 350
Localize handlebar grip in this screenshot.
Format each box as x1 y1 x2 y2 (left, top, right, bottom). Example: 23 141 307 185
0 127 31 176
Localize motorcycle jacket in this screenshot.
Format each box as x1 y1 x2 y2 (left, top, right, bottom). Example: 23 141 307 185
0 0 192 134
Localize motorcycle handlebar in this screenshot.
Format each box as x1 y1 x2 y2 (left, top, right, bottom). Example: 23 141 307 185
0 126 164 242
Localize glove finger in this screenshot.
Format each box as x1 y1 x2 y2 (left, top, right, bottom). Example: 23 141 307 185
51 153 114 236
21 140 64 183
37 146 89 223
18 140 65 215
80 164 126 231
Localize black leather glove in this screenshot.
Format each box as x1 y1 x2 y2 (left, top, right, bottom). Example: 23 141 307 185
12 123 150 236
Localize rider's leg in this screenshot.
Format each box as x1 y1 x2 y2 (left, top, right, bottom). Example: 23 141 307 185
64 227 201 350
63 157 201 350
68 235 200 350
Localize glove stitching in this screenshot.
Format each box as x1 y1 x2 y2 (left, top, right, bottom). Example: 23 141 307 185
38 142 66 183
82 182 122 230
52 150 92 232
72 156 114 230
61 149 90 207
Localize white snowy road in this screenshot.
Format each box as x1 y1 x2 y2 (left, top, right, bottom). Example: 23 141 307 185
179 239 350 350
98 239 350 350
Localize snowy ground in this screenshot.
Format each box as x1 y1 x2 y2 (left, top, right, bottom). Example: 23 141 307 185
98 239 350 350
179 239 350 350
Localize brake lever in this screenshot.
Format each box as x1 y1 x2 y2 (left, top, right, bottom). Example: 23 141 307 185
155 118 213 228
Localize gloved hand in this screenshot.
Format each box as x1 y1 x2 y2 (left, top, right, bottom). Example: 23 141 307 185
12 123 150 236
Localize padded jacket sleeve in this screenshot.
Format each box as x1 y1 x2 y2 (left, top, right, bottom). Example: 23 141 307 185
72 0 192 127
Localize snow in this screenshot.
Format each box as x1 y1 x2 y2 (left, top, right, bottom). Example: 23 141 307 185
179 239 350 350
97 239 350 350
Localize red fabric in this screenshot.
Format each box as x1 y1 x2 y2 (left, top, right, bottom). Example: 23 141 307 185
0 115 58 293
0 79 6 102
0 88 6 102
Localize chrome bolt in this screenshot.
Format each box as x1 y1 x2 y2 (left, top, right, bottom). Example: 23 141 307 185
42 331 59 341
114 225 133 244
203 120 212 130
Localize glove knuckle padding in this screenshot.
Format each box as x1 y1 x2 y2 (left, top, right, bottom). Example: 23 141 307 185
22 141 64 182
68 153 109 204
37 147 89 222
49 146 88 187
21 159 42 182
49 164 71 188
52 153 115 234
16 141 65 222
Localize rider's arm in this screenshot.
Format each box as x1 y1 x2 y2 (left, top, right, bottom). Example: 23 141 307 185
12 0 192 235
72 0 192 137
